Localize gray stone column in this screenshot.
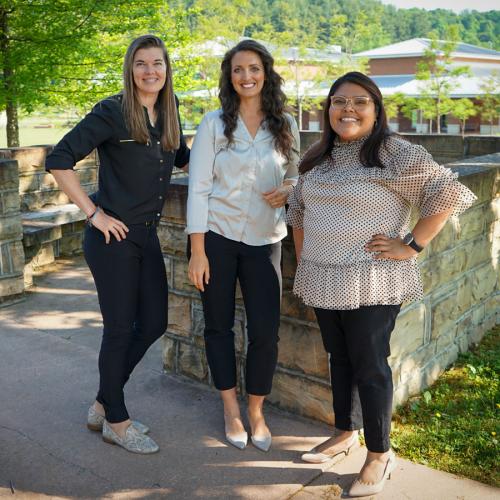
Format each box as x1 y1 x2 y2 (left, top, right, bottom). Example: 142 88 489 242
0 159 25 304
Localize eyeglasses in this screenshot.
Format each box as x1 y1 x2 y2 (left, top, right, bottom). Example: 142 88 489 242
330 96 373 110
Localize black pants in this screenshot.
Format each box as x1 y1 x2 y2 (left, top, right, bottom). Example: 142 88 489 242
314 304 401 453
83 224 168 423
199 231 281 395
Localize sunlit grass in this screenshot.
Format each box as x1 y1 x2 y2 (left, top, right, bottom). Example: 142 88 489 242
392 326 500 486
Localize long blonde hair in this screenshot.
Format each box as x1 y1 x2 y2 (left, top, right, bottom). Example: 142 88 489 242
122 35 180 151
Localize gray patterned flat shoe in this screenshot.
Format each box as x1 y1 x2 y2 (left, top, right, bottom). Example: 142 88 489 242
87 406 149 434
102 421 159 454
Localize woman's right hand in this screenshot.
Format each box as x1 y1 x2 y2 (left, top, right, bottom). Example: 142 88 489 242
91 210 129 244
188 252 210 292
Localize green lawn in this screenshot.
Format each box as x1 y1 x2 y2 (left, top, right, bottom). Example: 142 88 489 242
392 326 500 487
0 114 73 148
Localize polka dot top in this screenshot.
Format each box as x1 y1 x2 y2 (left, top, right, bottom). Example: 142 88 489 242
286 134 477 310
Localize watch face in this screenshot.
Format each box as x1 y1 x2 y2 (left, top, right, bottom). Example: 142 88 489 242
403 233 414 245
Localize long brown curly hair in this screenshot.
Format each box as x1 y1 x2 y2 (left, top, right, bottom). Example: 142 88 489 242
219 39 295 162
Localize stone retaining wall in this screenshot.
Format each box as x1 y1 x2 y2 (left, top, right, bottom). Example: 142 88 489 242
0 159 25 305
0 146 98 211
159 153 499 424
297 133 500 165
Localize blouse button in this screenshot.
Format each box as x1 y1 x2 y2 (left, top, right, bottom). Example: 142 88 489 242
159 195 163 200
159 177 163 181
160 159 164 163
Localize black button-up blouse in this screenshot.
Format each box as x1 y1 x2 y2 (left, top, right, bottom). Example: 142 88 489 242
45 94 190 225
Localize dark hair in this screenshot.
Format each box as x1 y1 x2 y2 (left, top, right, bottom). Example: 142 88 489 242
219 39 295 162
299 71 391 174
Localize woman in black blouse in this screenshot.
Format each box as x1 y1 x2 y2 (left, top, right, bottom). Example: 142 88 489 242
46 35 189 454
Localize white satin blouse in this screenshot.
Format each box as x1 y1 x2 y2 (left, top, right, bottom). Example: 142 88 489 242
186 109 299 246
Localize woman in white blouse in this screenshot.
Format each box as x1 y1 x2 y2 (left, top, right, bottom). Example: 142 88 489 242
287 72 475 496
186 39 299 452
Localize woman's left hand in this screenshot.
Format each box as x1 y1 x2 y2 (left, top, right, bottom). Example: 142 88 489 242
365 234 417 260
262 184 293 209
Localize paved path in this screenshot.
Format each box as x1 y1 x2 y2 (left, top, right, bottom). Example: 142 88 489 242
0 258 498 499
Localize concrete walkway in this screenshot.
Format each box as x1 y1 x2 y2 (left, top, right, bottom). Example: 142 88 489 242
0 257 497 499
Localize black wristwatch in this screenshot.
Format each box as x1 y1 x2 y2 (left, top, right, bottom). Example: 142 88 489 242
402 232 424 253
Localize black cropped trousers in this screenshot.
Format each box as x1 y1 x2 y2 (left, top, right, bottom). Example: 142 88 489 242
83 223 168 423
199 231 281 395
314 304 401 453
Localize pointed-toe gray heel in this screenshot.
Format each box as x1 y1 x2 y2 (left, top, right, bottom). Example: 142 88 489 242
301 433 359 464
224 415 248 450
348 450 396 497
251 434 272 452
102 421 159 454
87 406 149 434
225 429 248 449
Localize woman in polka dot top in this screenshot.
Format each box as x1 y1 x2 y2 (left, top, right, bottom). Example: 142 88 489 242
286 72 476 497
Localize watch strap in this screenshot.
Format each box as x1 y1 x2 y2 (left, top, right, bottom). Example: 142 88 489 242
408 236 423 253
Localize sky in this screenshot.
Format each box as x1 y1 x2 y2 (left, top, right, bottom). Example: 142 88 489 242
379 0 498 13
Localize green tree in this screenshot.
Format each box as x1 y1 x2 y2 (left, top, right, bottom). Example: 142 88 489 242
0 0 194 147
415 27 471 134
451 98 477 137
479 72 500 134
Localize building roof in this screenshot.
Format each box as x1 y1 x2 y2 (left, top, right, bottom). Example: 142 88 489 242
355 38 500 61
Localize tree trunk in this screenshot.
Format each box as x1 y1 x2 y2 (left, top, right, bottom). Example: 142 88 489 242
0 8 20 147
6 101 19 147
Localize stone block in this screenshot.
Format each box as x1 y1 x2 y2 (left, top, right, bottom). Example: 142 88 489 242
9 241 25 274
75 167 98 186
59 233 83 256
39 172 60 191
471 303 486 327
163 255 172 285
26 242 56 269
423 344 459 387
484 294 499 318
162 336 177 371
178 342 209 382
428 222 456 254
471 264 497 303
277 320 329 379
0 273 24 300
268 371 333 425
395 342 436 384
431 292 457 340
166 293 191 337
0 159 20 190
172 258 197 294
22 223 61 247
282 242 298 280
460 169 496 204
455 333 470 354
0 191 21 216
0 241 25 275
0 215 23 241
463 236 491 270
281 289 316 322
158 223 187 257
435 325 458 353
191 303 205 337
18 173 40 193
421 247 467 293
20 190 69 212
389 304 426 362
0 147 49 174
162 184 187 225
458 204 486 241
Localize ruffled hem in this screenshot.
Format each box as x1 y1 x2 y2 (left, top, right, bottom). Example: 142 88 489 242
293 258 423 310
